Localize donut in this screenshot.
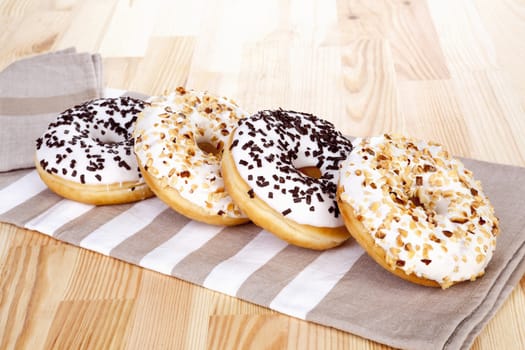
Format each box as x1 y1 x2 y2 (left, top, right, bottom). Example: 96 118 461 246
222 109 354 250
133 87 249 226
337 134 499 288
35 96 154 205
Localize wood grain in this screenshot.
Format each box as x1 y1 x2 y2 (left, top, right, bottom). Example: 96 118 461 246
340 38 403 136
1 0 524 349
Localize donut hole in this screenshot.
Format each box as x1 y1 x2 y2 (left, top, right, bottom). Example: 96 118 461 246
91 128 126 146
96 136 121 145
409 189 450 226
298 166 322 179
432 197 451 218
198 141 222 156
293 158 323 179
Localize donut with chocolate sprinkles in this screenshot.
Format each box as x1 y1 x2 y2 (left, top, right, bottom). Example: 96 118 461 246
35 96 154 205
337 134 499 288
133 87 249 226
222 109 353 250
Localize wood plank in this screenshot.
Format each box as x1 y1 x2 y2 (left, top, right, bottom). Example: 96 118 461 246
426 0 497 73
237 44 347 126
44 299 135 349
55 0 119 52
474 0 525 109
0 244 77 350
208 315 288 350
336 0 450 80
98 0 160 57
340 39 403 136
125 273 202 350
398 79 471 156
63 249 142 301
103 57 143 91
129 37 196 94
453 70 525 165
0 11 70 69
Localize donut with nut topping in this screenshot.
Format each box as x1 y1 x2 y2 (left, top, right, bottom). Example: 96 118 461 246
133 87 249 225
337 134 499 288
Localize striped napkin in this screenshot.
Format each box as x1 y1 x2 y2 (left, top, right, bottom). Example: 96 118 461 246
0 48 103 171
1 86 525 350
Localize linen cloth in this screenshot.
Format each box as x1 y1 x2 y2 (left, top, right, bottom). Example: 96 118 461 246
2 148 524 350
0 48 102 171
1 52 524 349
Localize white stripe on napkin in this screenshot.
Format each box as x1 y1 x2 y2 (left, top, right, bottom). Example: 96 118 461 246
269 242 364 319
79 198 167 255
203 230 289 296
139 221 224 275
0 171 47 215
24 199 95 235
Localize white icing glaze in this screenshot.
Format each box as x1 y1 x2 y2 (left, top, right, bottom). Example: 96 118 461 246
133 87 248 219
36 97 147 185
339 135 499 287
230 110 353 228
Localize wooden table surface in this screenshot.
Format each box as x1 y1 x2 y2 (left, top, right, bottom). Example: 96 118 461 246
1 0 525 349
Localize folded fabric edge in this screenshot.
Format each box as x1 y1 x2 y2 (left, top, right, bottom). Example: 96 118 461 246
299 241 525 350
448 239 525 350
2 47 77 68
91 53 104 97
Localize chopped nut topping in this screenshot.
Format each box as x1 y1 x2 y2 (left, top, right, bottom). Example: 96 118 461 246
451 217 469 224
375 231 386 239
442 230 453 238
423 164 437 172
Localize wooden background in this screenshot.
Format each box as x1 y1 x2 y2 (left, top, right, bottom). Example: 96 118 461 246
1 0 525 349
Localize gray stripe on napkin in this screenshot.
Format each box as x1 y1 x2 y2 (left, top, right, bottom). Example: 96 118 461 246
54 204 134 245
171 224 263 285
236 245 321 305
0 189 62 226
306 253 452 350
0 113 59 171
109 209 190 265
0 90 99 115
0 169 32 190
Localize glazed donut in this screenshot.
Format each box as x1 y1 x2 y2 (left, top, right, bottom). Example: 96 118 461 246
337 134 499 288
35 97 154 205
222 109 354 250
133 87 249 226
